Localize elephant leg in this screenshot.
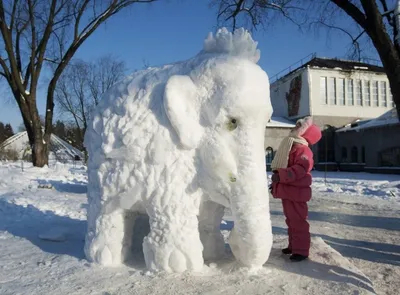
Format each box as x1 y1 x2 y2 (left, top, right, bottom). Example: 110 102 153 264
143 206 204 273
85 208 125 266
198 200 226 261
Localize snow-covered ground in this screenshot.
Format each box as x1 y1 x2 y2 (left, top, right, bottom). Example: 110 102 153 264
0 161 399 295
312 171 400 203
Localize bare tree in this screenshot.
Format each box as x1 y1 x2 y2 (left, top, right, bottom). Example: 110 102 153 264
212 0 307 29
213 0 400 119
55 55 126 149
87 55 127 106
55 60 90 149
0 0 157 167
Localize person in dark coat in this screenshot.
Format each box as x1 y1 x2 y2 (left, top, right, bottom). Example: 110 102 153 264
270 116 322 262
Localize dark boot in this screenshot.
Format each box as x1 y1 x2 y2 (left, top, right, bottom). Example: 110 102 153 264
281 248 292 255
290 254 308 262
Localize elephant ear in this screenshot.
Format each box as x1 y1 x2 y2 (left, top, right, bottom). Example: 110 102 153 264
164 75 203 149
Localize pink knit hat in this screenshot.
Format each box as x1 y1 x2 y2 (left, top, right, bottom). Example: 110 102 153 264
291 116 322 145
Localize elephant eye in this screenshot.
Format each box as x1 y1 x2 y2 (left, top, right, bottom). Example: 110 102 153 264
226 118 238 131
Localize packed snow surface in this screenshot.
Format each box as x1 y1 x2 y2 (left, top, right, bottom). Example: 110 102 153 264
84 27 273 272
2 162 400 294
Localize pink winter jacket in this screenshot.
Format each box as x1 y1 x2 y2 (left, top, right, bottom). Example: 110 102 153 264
271 124 321 203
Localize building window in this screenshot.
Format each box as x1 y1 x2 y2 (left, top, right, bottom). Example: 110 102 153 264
364 80 371 106
347 79 354 106
341 147 348 162
328 77 336 105
380 81 387 107
320 77 328 105
337 78 345 105
265 147 274 164
351 146 358 163
361 146 365 163
372 81 378 107
355 79 362 106
389 89 394 107
380 147 400 167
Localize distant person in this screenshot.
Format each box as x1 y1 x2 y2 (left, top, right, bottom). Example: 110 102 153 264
270 116 322 262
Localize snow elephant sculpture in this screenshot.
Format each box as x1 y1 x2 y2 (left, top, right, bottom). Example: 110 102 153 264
84 28 273 273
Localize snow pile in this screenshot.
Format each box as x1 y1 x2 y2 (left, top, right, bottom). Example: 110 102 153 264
84 28 273 272
312 171 400 203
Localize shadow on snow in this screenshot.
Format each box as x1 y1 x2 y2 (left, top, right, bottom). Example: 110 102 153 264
35 178 87 194
271 210 400 231
0 197 86 260
221 220 375 293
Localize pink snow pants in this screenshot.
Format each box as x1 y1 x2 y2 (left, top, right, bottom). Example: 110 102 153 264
282 199 310 256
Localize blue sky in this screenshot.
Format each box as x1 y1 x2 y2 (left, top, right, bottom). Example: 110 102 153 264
0 0 372 130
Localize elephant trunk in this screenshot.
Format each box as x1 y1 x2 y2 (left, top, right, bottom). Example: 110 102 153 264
228 147 272 268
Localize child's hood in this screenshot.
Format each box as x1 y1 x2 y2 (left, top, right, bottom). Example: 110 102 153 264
302 124 322 145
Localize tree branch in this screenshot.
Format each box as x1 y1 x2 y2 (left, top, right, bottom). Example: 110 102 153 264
16 19 32 89
50 0 156 97
217 2 239 19
74 0 90 40
9 0 19 32
27 0 37 90
47 27 65 64
0 2 28 97
330 0 367 29
43 57 60 64
45 0 158 139
57 84 84 126
0 56 11 85
378 0 394 26
29 0 58 95
313 20 363 61
215 0 304 31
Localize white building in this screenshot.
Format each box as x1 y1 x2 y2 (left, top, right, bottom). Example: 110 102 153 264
268 56 396 167
270 57 395 128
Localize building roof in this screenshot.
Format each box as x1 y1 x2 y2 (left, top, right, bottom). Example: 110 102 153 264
0 131 83 161
271 56 386 83
336 108 399 132
266 116 295 128
305 57 385 73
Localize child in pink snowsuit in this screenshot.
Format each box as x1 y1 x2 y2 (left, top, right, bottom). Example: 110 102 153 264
270 116 321 262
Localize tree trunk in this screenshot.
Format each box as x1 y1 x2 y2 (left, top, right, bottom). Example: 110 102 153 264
14 90 49 167
361 0 400 119
31 125 48 167
369 35 400 119
371 30 400 119
28 113 49 167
